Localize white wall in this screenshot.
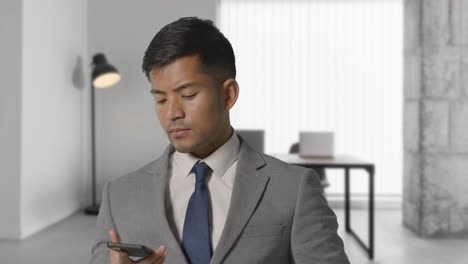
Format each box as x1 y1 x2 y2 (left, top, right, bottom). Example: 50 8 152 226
19 0 88 239
0 0 22 239
88 0 217 201
0 0 88 239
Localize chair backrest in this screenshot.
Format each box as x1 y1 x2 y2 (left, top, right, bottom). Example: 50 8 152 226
236 129 265 153
289 142 299 154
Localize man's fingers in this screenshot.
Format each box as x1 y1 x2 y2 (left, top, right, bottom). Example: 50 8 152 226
110 248 118 263
109 228 120 243
153 253 166 264
139 253 165 264
109 246 120 263
110 247 131 264
136 245 166 264
152 245 167 264
155 245 166 255
157 247 167 264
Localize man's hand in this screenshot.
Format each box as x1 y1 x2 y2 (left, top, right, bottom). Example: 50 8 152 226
109 229 166 264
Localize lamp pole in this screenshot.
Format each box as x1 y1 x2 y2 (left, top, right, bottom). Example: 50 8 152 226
85 82 99 215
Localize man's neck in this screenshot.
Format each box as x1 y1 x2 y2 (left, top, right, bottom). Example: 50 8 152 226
192 126 233 159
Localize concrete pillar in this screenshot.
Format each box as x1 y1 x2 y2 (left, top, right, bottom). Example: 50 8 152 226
404 0 468 237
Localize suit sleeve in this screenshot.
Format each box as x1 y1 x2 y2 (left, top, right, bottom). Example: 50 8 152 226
89 182 114 264
290 169 350 264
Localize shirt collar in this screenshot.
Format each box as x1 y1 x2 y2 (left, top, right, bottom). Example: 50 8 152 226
172 131 240 179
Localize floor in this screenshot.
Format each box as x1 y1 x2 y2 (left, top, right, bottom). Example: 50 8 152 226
1 209 467 264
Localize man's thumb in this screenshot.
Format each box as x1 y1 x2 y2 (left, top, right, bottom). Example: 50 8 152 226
109 228 120 243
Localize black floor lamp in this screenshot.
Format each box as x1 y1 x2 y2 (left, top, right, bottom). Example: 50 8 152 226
84 53 121 215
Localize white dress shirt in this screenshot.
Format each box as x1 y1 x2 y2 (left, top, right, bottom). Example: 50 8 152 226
168 132 240 251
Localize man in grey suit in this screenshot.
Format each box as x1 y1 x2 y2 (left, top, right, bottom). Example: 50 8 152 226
90 17 349 264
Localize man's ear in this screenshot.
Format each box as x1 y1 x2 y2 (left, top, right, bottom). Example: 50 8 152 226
221 78 239 111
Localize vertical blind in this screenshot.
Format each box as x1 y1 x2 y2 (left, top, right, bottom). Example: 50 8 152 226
218 0 403 195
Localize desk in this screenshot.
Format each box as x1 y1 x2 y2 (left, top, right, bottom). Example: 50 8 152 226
270 154 375 259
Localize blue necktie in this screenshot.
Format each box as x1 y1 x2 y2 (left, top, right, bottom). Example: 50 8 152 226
182 161 212 264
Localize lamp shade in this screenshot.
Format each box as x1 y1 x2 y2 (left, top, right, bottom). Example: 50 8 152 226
91 53 121 88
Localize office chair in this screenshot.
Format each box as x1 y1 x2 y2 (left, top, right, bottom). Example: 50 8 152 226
289 142 330 189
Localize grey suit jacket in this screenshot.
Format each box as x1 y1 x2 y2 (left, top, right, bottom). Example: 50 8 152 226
90 137 349 263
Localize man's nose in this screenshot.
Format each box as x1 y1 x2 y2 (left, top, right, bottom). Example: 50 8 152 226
166 100 184 121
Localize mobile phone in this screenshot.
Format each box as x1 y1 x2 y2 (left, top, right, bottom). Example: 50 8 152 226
107 242 154 258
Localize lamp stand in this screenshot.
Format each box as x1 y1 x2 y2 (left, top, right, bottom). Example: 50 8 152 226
84 83 100 215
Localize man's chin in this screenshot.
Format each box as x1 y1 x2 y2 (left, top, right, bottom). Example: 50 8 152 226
171 141 195 153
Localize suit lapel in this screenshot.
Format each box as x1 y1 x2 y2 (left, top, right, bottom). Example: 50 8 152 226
144 138 269 264
145 145 189 264
211 138 269 264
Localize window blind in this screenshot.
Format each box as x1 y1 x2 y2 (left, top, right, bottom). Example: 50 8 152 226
218 0 403 195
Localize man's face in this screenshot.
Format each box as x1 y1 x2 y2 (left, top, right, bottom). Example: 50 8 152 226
150 55 234 158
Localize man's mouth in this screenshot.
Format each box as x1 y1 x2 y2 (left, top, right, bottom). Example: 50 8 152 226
170 128 191 138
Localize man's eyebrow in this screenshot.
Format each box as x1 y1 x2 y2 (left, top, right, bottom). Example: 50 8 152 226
150 82 201 94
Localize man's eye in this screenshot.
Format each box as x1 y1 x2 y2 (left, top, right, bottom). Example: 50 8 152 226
156 98 166 104
182 93 197 99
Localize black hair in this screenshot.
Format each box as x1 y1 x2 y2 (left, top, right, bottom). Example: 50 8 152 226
142 17 236 84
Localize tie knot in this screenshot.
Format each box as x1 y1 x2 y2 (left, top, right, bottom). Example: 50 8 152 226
191 162 211 183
